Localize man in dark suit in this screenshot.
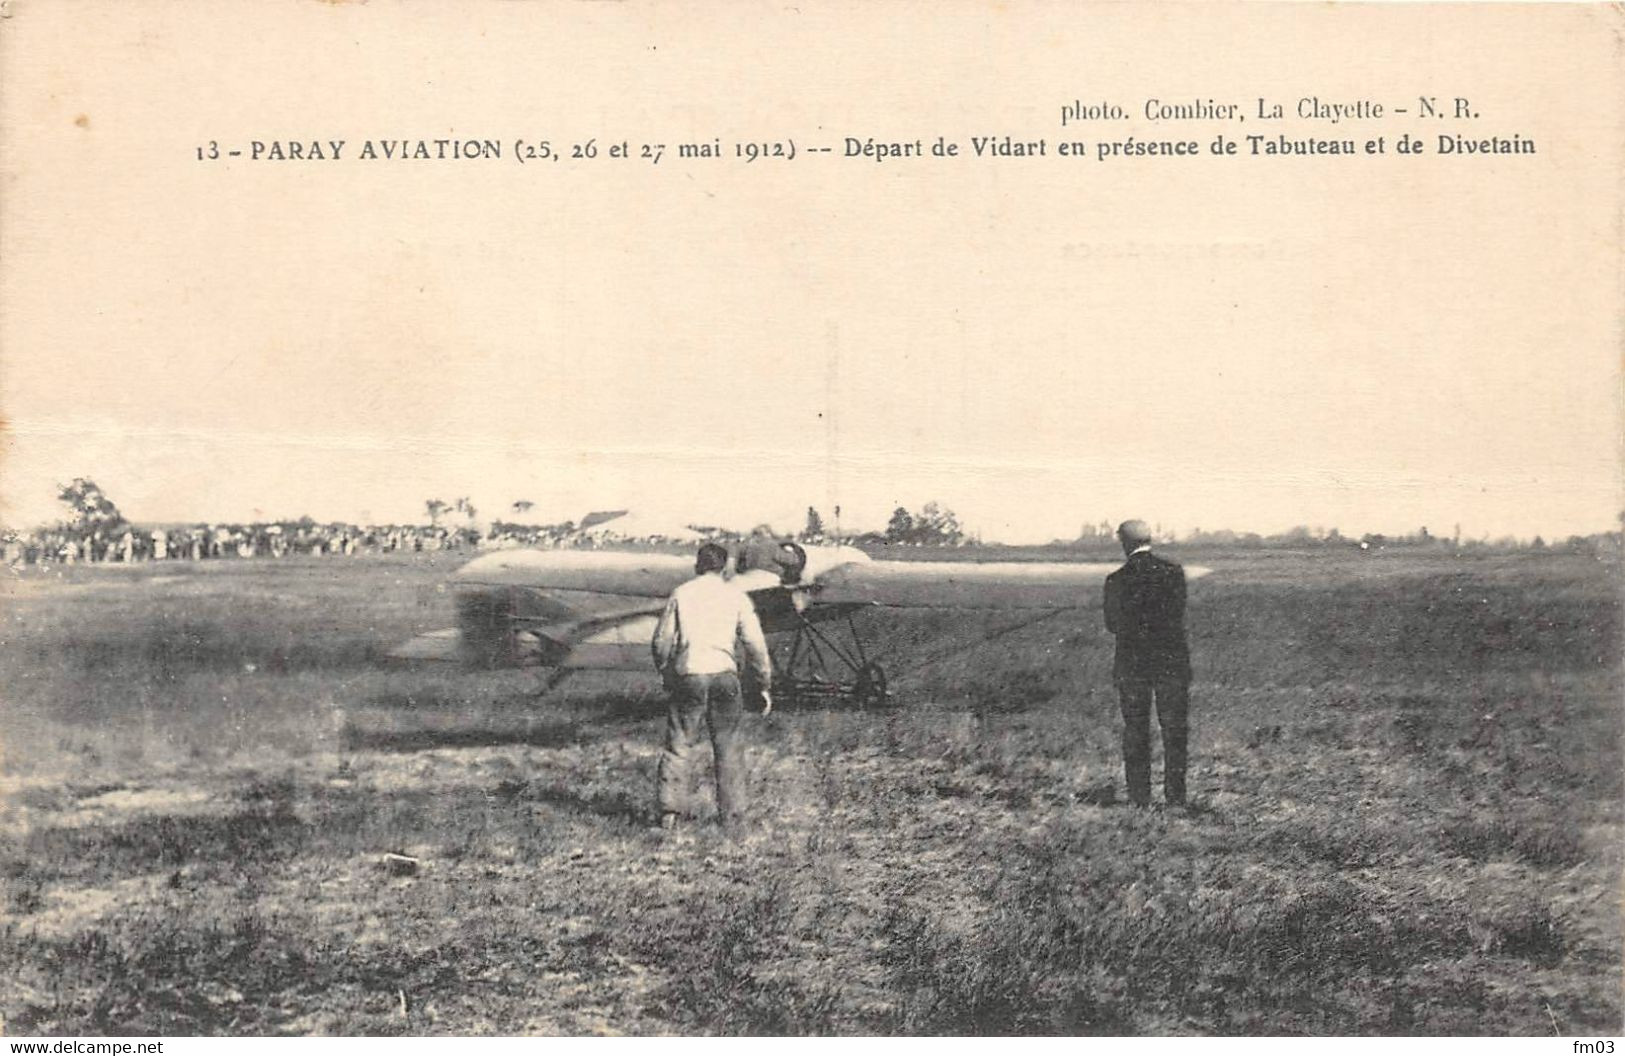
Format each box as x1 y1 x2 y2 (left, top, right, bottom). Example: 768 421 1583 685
1104 519 1191 808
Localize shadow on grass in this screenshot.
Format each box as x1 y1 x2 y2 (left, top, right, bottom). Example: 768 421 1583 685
10 802 310 886
525 783 646 825
55 621 391 678
339 720 603 755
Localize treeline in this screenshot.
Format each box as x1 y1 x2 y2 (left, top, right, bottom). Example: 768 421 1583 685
19 479 1622 556
1072 519 1625 554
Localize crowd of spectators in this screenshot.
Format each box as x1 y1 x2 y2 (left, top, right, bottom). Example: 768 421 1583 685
0 516 738 571
1 522 485 570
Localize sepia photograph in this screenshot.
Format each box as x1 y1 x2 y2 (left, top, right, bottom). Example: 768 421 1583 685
1 0 1620 1039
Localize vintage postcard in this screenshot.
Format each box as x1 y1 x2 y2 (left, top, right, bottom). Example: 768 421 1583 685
1 0 1620 1040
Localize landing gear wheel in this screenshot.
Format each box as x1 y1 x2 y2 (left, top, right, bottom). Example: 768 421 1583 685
853 662 889 709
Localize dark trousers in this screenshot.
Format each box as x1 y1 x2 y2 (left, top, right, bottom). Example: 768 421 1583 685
657 672 744 821
1116 676 1189 806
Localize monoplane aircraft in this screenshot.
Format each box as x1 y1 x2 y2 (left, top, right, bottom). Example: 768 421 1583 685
392 543 1211 707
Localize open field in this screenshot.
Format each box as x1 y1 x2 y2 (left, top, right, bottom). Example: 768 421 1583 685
0 548 1619 1035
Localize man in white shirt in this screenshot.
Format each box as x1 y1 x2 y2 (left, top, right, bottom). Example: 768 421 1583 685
651 542 773 829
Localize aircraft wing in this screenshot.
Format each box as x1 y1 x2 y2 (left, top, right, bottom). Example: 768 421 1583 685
808 559 1212 609
452 549 692 597
388 548 1214 674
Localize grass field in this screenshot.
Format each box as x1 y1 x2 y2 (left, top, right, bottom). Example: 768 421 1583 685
1 547 1619 1035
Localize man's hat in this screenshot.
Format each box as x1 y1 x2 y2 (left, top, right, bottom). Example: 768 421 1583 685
1116 519 1153 545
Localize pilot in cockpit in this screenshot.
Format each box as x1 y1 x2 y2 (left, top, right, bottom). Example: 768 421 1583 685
732 534 808 589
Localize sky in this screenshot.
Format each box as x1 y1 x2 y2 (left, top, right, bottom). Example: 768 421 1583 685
2 3 1620 543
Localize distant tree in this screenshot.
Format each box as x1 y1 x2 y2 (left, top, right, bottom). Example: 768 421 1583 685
1077 521 1112 542
885 506 915 543
454 497 477 520
801 506 825 542
1565 535 1597 555
57 478 124 530
1530 535 1546 550
424 499 449 525
916 502 964 545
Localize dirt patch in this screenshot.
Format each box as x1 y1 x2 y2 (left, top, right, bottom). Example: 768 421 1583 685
72 787 214 816
17 876 166 939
